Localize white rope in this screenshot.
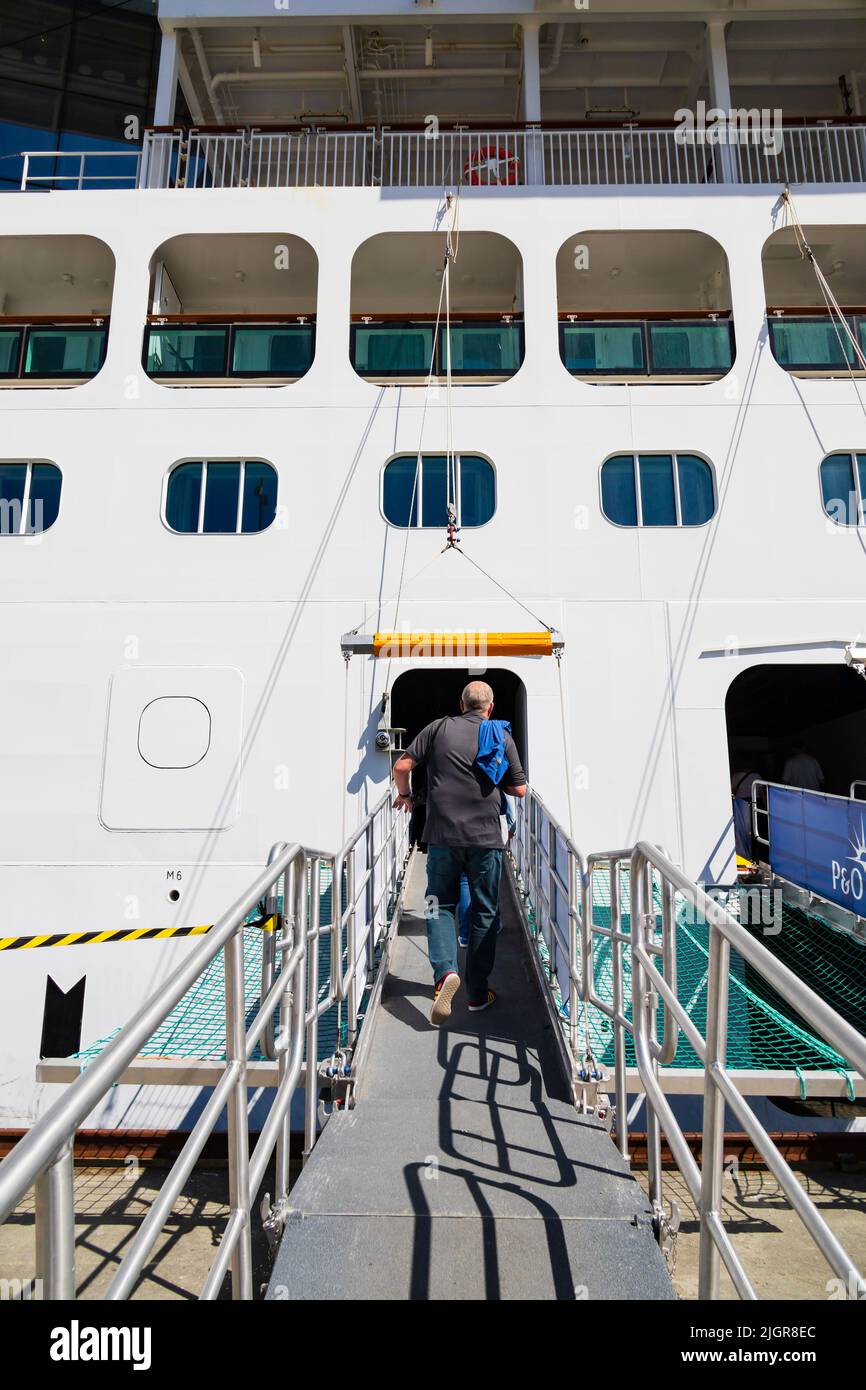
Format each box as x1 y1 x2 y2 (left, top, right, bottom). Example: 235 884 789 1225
381 193 458 697
782 189 866 396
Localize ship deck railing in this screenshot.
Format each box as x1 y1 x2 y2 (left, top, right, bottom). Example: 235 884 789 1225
17 120 866 193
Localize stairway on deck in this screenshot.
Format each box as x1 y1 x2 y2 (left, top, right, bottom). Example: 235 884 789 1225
267 854 674 1301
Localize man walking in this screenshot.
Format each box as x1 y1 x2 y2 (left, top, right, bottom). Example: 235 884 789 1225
392 681 526 1025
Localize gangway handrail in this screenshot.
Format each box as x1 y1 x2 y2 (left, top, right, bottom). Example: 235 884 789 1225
511 791 866 1300
0 789 409 1301
631 842 866 1300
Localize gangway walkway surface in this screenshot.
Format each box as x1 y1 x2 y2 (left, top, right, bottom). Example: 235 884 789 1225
266 854 674 1301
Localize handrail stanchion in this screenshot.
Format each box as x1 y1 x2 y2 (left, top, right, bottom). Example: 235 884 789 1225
304 855 322 1164
610 859 629 1159
261 841 288 1061
568 845 579 1065
346 848 357 1033
698 918 730 1300
637 860 663 1219
224 924 252 1299
34 1138 75 1299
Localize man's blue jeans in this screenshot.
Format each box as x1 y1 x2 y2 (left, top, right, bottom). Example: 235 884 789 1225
425 845 502 1001
459 874 501 941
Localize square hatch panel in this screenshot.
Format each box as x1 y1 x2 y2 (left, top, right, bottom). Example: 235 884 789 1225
100 667 244 831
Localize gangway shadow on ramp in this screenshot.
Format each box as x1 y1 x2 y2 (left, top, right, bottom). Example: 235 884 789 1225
267 854 674 1301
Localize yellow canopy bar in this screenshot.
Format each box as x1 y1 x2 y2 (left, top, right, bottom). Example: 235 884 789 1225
340 630 563 658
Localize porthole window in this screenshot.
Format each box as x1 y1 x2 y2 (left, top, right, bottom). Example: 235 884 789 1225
382 454 495 528
0 461 62 535
820 452 866 526
600 453 715 527
164 459 277 534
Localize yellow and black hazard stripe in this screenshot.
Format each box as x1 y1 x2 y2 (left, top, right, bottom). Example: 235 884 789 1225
0 915 275 952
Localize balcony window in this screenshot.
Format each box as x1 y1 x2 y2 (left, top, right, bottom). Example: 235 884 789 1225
601 453 715 527
647 320 734 374
0 329 23 376
0 461 62 535
144 322 315 381
560 318 733 378
351 321 522 380
352 325 435 378
820 452 866 526
22 325 107 379
560 323 645 374
445 323 523 375
767 315 861 373
382 454 495 528
165 460 278 535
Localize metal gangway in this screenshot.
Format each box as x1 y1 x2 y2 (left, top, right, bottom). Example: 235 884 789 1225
0 787 865 1300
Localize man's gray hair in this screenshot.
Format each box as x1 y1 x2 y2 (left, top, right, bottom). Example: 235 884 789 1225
461 680 494 712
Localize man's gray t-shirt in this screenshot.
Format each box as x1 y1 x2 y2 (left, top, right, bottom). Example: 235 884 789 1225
406 712 526 849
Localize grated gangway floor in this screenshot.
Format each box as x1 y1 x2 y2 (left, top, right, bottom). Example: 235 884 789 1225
266 854 674 1301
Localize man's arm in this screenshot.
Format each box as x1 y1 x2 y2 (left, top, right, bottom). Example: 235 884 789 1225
392 753 416 811
505 782 527 798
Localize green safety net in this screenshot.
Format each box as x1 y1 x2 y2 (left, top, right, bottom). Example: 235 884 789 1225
74 863 353 1068
530 868 864 1076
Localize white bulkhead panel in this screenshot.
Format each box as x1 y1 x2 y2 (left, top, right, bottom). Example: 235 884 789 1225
100 667 244 830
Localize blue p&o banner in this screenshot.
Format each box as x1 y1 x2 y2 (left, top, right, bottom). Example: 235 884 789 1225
768 785 866 918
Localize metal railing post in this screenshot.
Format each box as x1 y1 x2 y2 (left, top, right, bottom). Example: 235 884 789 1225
261 842 288 1061
610 861 629 1159
345 849 357 1038
698 921 730 1300
568 846 579 1064
34 1139 75 1299
304 855 321 1164
224 928 252 1300
366 815 376 981
274 857 298 1202
639 861 664 1217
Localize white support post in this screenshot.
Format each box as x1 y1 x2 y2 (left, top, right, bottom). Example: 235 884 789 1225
522 21 543 186
154 28 180 126
706 19 736 184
